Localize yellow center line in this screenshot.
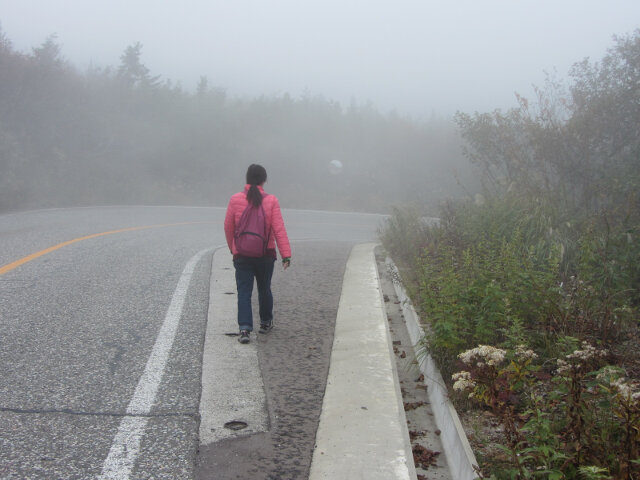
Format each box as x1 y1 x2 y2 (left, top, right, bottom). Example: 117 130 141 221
0 222 212 277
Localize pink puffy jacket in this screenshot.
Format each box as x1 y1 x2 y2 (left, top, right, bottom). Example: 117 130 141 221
224 184 292 259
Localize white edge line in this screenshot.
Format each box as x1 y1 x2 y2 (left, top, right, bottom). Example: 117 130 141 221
98 247 214 480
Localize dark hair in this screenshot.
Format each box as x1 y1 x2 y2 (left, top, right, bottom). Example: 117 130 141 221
246 164 267 206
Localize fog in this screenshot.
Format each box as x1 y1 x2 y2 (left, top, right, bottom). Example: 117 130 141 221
0 1 639 214
2 0 639 117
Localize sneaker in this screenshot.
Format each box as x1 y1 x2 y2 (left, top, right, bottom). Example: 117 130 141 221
238 330 250 344
259 321 273 334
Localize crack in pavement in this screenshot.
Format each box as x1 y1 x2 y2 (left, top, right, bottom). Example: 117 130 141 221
0 406 199 418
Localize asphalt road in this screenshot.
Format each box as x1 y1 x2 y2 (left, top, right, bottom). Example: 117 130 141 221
0 205 385 479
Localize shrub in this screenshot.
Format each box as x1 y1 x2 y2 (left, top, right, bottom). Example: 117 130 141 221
452 343 640 479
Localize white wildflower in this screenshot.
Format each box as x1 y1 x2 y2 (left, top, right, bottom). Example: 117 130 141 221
595 366 621 382
458 345 507 367
452 371 476 392
611 378 632 398
610 378 640 402
452 371 471 382
515 345 538 361
566 342 607 362
556 359 571 376
458 349 474 365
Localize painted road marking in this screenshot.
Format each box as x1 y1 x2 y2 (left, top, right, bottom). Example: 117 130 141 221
199 248 269 445
0 222 211 277
99 247 214 480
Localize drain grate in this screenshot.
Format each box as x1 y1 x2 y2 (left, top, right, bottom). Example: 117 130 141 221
224 420 248 431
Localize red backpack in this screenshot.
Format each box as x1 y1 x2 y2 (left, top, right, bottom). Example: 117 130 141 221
234 193 269 257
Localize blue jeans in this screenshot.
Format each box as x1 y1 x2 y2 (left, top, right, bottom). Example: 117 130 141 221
233 255 276 332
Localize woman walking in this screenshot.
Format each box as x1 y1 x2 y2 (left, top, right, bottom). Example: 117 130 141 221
224 164 292 344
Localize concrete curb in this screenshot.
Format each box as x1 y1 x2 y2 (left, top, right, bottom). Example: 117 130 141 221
199 248 269 445
309 243 417 480
385 257 480 480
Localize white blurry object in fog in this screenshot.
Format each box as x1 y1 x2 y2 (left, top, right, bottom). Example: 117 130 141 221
328 159 343 175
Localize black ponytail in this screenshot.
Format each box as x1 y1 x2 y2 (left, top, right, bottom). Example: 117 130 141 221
246 164 267 207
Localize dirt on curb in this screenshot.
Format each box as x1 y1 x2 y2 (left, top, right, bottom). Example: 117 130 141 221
376 252 454 480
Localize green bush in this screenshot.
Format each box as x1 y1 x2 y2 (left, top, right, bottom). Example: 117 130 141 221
407 198 562 376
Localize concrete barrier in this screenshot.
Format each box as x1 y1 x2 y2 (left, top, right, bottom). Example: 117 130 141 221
309 243 417 480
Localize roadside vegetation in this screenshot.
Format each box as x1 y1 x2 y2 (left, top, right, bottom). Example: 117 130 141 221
380 30 640 479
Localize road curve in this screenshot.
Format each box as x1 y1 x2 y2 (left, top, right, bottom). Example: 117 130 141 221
0 206 385 479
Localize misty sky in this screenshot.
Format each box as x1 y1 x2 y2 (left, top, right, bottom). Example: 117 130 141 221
1 0 639 117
